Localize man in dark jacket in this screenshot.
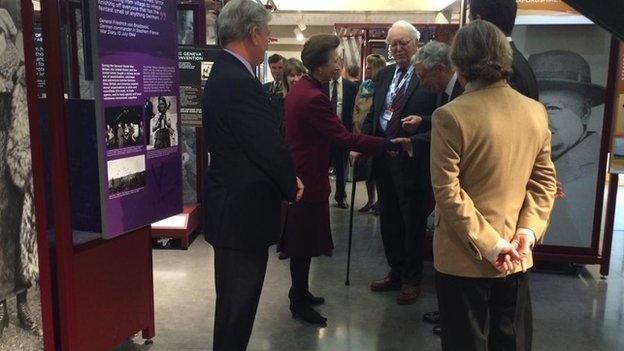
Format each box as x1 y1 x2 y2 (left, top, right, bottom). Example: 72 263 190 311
201 1 303 350
359 20 438 305
469 0 539 100
324 65 358 208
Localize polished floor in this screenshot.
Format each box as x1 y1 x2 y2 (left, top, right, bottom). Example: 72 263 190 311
117 181 624 351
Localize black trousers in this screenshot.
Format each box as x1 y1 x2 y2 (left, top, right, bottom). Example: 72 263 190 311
436 271 533 351
331 146 348 202
213 247 269 351
374 155 431 285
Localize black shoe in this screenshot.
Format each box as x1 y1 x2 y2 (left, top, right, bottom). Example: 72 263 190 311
290 304 327 325
423 311 440 324
358 202 375 212
432 324 442 335
334 200 348 209
307 293 325 306
289 288 325 306
0 301 8 338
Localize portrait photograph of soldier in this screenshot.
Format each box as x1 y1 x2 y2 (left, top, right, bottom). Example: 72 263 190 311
147 95 179 151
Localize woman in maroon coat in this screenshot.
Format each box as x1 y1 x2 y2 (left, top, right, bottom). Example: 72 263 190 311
280 34 401 325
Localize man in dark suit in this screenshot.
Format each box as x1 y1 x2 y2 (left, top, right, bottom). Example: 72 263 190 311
469 0 539 100
324 64 358 208
263 53 285 95
395 41 464 335
201 1 303 350
263 54 285 119
358 20 438 305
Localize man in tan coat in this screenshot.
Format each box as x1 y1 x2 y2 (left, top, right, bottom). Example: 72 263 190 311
431 20 557 350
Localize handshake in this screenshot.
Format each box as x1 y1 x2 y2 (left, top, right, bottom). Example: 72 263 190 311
490 231 536 275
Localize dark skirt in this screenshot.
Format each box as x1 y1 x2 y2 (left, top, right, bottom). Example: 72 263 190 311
278 201 333 258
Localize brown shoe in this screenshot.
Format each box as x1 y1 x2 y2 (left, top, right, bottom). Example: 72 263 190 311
396 284 420 305
370 277 402 292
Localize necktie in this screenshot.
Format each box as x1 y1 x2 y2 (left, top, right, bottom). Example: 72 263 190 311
331 80 338 114
396 68 407 84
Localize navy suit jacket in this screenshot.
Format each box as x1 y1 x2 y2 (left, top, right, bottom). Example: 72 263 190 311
201 52 296 250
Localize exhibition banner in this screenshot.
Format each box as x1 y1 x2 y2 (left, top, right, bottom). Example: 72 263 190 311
91 0 182 238
515 0 591 25
178 46 220 126
609 43 624 174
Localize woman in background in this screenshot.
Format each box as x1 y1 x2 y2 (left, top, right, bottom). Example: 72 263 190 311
352 54 386 213
282 58 306 98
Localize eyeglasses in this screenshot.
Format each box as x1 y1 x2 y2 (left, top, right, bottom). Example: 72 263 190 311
388 39 414 49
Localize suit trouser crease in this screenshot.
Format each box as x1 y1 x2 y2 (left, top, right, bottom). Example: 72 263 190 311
213 247 269 351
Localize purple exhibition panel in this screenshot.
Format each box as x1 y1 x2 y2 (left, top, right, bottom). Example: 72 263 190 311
90 0 182 238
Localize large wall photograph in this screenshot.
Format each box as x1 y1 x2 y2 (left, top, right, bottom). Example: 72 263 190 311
514 24 611 248
0 1 43 349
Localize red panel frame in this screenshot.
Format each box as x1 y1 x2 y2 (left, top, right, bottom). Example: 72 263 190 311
21 1 55 349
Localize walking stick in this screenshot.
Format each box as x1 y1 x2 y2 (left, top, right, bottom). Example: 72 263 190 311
345 178 357 286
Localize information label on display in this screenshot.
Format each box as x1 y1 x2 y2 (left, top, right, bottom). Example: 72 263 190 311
34 24 45 97
609 43 624 174
178 46 220 126
90 0 182 238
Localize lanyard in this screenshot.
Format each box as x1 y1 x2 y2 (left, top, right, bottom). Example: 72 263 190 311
386 66 414 108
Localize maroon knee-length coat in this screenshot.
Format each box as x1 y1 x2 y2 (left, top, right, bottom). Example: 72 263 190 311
280 75 386 257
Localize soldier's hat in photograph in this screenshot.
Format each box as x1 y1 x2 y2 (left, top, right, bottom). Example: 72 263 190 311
528 50 605 107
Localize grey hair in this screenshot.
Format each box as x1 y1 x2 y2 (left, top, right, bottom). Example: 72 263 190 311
386 20 421 43
217 0 271 46
413 41 452 70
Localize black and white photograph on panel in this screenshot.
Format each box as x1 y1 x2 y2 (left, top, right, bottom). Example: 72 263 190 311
514 24 609 248
107 155 147 195
201 61 213 81
181 126 197 204
177 10 194 45
0 1 44 349
104 105 144 150
146 96 179 150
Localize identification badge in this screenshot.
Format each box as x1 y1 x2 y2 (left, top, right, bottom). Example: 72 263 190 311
383 109 394 121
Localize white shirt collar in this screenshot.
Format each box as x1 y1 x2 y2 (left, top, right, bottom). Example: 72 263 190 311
445 72 458 97
331 76 343 85
506 36 513 42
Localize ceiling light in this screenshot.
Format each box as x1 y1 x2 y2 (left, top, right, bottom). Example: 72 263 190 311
294 27 305 42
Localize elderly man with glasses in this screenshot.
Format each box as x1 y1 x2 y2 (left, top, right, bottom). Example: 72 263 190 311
358 20 437 305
